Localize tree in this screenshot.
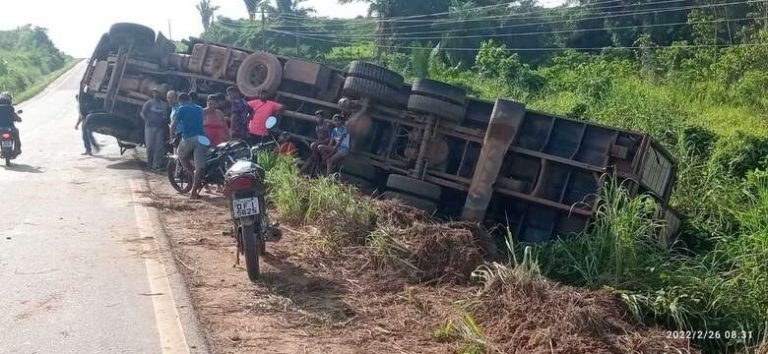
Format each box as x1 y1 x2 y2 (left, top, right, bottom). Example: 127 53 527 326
196 0 220 31
269 0 316 18
243 0 265 22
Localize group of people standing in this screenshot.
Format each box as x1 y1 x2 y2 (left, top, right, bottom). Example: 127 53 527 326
96 84 348 199
137 86 285 198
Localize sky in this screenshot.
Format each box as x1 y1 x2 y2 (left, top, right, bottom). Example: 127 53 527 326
0 0 565 58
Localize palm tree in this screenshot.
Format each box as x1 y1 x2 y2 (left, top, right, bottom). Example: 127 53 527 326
269 0 315 19
196 0 220 31
243 0 265 22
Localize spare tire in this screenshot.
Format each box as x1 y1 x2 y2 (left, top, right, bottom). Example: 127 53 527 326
344 76 406 107
347 61 403 89
411 79 467 106
381 191 437 214
109 23 155 47
408 94 466 122
386 174 442 201
85 113 140 143
237 52 283 97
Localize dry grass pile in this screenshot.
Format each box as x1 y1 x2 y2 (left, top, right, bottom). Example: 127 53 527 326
468 263 697 354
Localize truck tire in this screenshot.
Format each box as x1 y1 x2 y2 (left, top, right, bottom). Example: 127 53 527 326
347 61 403 90
109 23 155 47
85 113 139 143
407 94 466 122
340 174 376 195
340 156 378 180
237 52 283 97
92 34 112 60
386 174 442 201
411 79 467 106
343 76 405 107
382 191 437 214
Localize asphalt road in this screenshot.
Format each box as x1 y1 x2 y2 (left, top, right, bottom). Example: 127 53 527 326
0 62 206 354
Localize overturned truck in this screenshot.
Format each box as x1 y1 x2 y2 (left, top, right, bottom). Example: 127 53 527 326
79 23 680 242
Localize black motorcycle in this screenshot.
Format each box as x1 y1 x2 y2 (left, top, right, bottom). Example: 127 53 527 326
1 109 22 166
223 116 281 281
166 139 252 193
223 159 268 281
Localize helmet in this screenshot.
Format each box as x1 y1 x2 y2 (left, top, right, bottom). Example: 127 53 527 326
0 91 13 105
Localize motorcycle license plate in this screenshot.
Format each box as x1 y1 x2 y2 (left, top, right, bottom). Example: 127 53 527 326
0 140 11 148
233 197 260 218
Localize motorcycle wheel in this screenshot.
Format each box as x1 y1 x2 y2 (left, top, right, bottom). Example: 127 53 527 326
241 221 261 282
166 159 193 193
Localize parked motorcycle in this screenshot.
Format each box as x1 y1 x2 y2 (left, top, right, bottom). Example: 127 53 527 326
166 138 252 193
1 109 22 166
223 116 280 281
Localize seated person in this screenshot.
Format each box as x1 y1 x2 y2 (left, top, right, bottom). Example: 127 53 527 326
299 110 333 174
318 114 350 175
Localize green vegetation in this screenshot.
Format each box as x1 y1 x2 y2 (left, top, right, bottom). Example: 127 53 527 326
0 25 73 102
213 1 768 351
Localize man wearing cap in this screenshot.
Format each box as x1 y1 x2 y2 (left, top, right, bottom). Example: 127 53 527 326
140 88 170 170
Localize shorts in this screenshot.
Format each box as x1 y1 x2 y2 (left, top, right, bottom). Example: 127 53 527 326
178 136 207 169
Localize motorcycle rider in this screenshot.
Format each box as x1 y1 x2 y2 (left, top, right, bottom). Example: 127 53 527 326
0 92 22 156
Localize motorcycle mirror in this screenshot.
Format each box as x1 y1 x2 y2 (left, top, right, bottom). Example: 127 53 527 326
16 110 22 114
265 116 278 130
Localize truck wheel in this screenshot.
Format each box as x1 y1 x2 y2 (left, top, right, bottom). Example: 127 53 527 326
381 191 437 214
92 34 113 60
340 156 378 180
237 52 283 97
343 76 406 107
85 113 139 143
386 174 442 201
411 79 467 106
340 174 376 195
347 61 404 90
109 23 155 47
408 94 466 122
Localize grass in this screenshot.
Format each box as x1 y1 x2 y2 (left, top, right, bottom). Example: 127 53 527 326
15 58 80 104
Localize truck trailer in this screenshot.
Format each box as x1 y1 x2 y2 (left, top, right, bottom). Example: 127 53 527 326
78 23 680 242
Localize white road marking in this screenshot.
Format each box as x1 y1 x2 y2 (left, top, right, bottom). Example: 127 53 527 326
129 178 191 354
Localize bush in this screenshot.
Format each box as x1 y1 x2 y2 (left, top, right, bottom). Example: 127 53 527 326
711 132 768 178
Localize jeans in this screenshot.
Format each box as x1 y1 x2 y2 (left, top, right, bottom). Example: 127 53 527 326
81 128 96 153
145 126 167 170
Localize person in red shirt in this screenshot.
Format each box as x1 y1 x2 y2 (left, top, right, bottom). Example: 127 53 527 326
247 91 284 145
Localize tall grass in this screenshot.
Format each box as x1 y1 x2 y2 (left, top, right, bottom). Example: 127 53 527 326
263 154 376 250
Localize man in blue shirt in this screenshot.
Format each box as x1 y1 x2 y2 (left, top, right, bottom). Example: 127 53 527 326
170 92 207 199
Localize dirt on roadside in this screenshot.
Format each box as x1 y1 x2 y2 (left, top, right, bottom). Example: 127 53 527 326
144 171 696 354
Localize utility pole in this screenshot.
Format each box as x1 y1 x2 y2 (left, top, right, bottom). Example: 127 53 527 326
168 19 173 40
295 18 300 57
261 7 266 50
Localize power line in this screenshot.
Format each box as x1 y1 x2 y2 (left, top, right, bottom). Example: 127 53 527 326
272 0 749 32
221 0 758 34
220 0 631 29
268 28 768 51
220 0 758 39
278 16 754 42
283 0 738 38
